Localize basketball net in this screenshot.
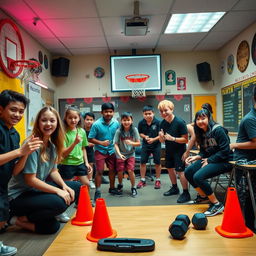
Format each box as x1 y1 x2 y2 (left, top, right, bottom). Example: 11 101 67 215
125 74 149 98
18 60 42 85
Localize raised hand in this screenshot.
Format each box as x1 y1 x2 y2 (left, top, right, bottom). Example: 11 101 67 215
20 135 43 156
74 129 82 145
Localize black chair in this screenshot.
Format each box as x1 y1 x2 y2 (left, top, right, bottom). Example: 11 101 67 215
134 146 154 181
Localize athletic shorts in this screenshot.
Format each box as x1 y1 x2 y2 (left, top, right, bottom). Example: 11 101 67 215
58 163 88 180
116 157 135 172
165 152 185 172
140 147 161 165
94 150 116 172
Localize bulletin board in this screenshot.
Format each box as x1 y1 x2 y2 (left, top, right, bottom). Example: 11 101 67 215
222 76 256 134
58 94 192 127
0 71 26 142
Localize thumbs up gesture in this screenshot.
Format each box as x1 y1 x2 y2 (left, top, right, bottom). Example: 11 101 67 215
74 129 82 145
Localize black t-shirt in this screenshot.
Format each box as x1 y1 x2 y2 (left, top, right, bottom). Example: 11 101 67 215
138 117 161 150
0 119 20 191
160 116 187 154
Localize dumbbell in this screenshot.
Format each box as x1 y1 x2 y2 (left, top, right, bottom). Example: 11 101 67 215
169 214 190 240
192 213 208 230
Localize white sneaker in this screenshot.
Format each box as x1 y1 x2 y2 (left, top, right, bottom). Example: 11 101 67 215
0 241 17 256
55 212 70 223
89 180 96 189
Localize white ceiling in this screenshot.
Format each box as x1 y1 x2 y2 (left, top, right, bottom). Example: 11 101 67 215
0 0 256 56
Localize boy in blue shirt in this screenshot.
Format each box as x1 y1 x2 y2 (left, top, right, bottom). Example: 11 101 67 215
0 90 42 256
88 103 120 202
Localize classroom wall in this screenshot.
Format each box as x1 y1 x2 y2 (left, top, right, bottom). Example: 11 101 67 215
218 21 256 141
54 51 220 115
219 22 256 90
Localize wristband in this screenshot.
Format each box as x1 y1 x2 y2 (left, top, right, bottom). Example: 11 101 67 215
174 137 176 142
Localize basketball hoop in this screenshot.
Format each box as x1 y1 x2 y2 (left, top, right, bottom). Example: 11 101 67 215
125 73 150 98
125 74 150 83
8 59 40 70
131 88 146 98
17 59 42 85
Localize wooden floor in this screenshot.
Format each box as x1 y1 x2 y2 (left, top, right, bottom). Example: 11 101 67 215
44 204 255 256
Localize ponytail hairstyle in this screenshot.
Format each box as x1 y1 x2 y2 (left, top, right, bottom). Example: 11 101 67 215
201 103 213 114
194 108 216 146
120 112 134 138
32 106 65 163
63 106 82 131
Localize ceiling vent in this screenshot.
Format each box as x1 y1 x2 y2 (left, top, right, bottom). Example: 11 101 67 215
125 1 148 36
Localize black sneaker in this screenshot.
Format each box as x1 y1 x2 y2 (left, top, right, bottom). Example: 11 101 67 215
101 176 109 184
177 191 191 203
117 184 123 193
204 202 224 217
108 188 122 195
0 223 8 234
163 186 179 196
189 194 210 204
131 188 137 197
94 190 101 202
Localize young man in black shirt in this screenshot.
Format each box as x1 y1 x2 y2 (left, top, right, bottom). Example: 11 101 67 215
137 105 162 189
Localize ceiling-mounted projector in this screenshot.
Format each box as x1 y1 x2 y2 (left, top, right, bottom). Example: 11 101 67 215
124 0 148 36
125 17 148 36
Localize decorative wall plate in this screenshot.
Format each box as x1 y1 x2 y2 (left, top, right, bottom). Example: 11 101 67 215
44 54 48 69
94 67 105 78
236 40 250 72
38 50 43 64
227 54 234 74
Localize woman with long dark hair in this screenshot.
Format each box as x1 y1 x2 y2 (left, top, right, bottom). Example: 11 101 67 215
184 109 233 216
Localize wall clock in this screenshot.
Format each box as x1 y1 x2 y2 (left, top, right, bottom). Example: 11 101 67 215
236 40 250 73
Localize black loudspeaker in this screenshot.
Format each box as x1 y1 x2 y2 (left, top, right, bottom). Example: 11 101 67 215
196 62 212 82
51 57 70 77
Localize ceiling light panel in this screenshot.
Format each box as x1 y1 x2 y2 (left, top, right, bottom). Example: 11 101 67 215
165 12 225 33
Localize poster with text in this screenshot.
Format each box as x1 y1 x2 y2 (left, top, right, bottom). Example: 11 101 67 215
28 82 42 131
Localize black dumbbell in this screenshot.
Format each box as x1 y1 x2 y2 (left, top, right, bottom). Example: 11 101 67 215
169 214 190 240
192 213 208 230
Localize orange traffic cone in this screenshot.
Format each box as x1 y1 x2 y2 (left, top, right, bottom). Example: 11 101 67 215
86 198 117 242
71 185 93 226
215 187 253 238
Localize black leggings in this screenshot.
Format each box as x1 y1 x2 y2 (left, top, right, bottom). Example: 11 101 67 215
184 160 232 196
9 181 81 234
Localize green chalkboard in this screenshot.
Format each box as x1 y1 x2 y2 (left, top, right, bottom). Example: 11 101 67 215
222 84 242 133
58 95 192 127
222 76 256 133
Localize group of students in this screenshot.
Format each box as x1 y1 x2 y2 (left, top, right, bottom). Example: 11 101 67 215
1 88 256 255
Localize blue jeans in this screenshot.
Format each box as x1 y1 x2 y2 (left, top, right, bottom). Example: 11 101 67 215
184 160 232 196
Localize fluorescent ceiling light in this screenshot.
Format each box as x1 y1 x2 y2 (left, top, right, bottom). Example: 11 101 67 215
165 12 225 34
